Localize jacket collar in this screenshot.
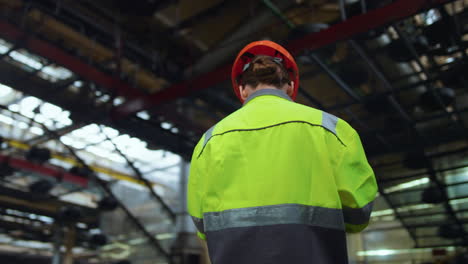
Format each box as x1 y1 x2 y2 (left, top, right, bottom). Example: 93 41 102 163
243 88 293 106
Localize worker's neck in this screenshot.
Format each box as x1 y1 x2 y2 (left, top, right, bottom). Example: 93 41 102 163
254 84 281 91
243 86 292 105
241 83 291 102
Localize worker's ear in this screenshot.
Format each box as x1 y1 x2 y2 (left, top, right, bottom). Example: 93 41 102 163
285 81 294 97
239 85 249 101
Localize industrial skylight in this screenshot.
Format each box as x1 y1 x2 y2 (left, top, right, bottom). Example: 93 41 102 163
0 85 73 134
0 39 12 54
0 85 72 142
60 123 182 188
384 177 430 193
0 38 73 83
371 195 468 220
357 247 455 257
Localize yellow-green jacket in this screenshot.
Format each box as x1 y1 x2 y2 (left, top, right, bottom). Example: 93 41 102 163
188 89 377 264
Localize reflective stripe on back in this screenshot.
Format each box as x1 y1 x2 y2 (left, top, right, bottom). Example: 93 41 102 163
322 111 338 135
203 204 344 232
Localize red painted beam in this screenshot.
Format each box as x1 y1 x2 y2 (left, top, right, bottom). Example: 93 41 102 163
0 21 145 100
287 0 448 54
112 0 450 118
0 155 88 187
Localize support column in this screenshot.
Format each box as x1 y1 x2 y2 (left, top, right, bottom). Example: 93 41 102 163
51 224 63 264
63 225 76 264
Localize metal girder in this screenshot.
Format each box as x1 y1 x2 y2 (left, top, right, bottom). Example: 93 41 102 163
388 179 468 196
0 154 88 187
0 185 98 225
112 0 452 118
26 123 85 145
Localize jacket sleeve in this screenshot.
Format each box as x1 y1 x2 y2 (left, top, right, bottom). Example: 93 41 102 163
336 128 378 233
187 137 207 240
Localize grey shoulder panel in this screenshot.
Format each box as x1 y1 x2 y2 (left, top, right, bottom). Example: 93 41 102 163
243 89 292 105
203 125 216 148
321 111 338 135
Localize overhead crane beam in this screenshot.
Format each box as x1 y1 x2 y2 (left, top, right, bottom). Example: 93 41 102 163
4 138 170 188
0 185 98 225
0 154 88 187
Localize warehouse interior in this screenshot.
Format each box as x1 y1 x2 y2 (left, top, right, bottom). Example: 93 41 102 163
0 0 467 263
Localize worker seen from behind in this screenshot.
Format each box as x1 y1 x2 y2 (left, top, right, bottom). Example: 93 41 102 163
188 40 378 264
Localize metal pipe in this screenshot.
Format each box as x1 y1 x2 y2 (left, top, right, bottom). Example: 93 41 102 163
349 40 414 123
178 161 189 232
262 0 295 29
309 53 361 103
338 0 347 20
63 226 76 264
298 88 325 109
360 0 367 13
323 56 468 112
51 224 63 264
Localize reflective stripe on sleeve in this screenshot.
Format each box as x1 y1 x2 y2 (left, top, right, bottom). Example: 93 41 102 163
203 204 344 232
343 201 374 225
191 216 205 233
322 111 338 135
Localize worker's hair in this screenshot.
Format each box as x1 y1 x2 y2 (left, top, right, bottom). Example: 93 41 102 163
237 55 291 89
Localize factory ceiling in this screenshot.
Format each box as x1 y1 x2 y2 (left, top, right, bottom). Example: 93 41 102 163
0 0 467 260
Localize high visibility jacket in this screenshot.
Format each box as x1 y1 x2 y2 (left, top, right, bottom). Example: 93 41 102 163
188 89 377 264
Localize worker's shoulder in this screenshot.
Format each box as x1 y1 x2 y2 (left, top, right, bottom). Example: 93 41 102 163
291 102 357 141
200 101 356 140
288 100 322 117
333 113 358 143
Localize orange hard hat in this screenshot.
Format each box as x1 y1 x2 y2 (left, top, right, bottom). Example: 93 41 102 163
231 40 299 103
